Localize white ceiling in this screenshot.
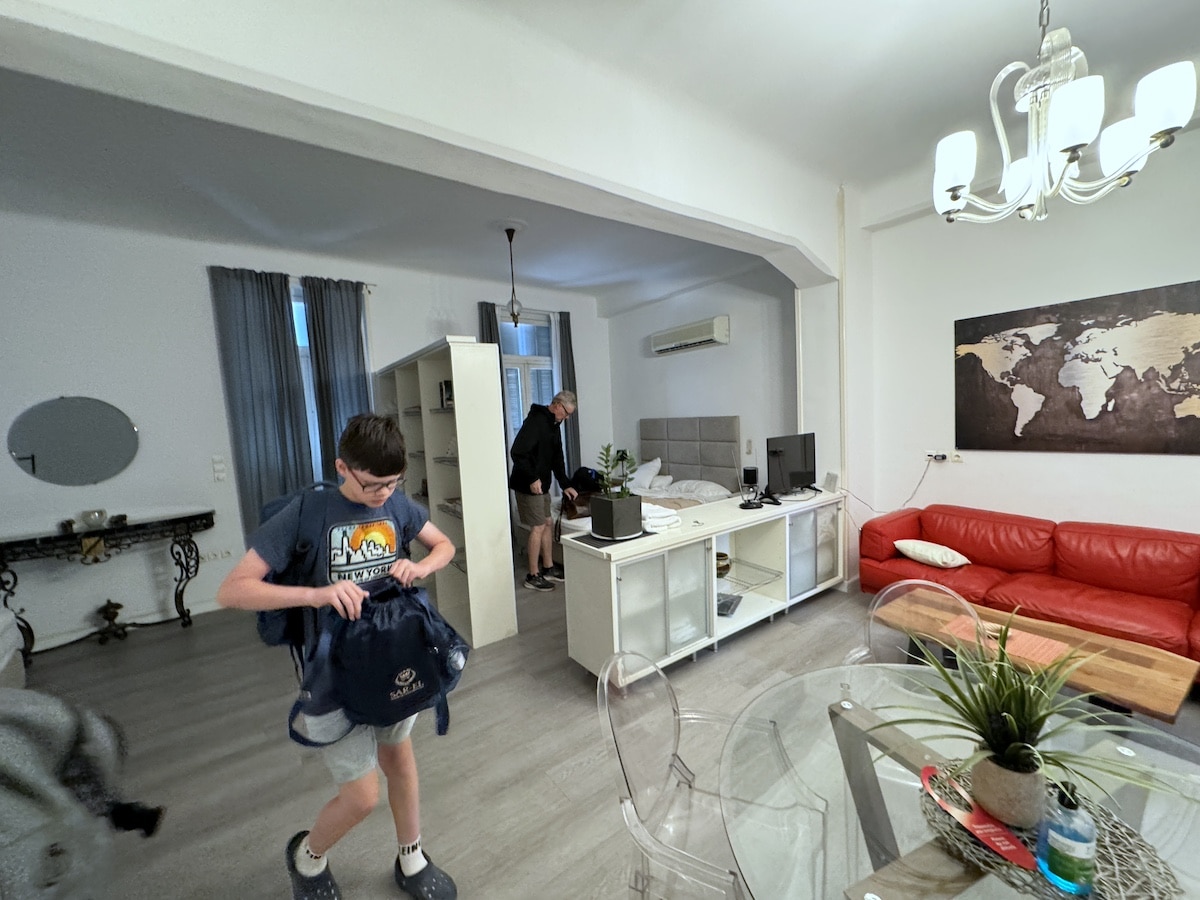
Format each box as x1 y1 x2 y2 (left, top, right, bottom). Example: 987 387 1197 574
1 1 1197 315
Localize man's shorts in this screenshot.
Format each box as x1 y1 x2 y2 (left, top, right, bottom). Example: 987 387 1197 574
306 709 417 784
516 491 552 527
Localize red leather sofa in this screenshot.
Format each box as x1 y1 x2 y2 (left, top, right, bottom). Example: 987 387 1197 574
859 504 1200 664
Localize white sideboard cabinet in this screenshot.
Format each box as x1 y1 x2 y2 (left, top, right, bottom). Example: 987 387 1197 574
563 492 845 676
374 336 517 648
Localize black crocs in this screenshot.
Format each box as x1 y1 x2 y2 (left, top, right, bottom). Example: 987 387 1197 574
394 852 458 899
286 831 341 900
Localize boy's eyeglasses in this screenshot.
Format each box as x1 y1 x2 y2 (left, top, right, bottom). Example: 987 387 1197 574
348 470 405 494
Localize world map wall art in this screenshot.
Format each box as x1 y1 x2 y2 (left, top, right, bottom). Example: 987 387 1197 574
954 279 1200 454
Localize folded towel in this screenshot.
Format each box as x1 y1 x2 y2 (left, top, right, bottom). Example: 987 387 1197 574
641 502 677 520
643 514 681 532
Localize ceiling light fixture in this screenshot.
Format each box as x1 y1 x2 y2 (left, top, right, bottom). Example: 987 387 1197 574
933 0 1196 223
504 226 523 327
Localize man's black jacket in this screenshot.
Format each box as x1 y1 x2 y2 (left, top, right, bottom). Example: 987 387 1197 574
508 404 569 495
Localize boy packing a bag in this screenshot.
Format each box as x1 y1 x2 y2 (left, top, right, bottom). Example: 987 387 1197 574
218 414 459 900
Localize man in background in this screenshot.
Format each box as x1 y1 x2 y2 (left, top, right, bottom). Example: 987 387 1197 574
508 390 578 591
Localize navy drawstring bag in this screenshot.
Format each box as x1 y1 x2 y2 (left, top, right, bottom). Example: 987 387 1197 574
287 579 469 747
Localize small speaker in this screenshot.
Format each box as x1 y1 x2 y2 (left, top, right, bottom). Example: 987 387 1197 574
738 466 763 509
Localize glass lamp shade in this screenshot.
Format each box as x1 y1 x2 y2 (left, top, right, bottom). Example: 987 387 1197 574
507 295 523 326
1099 117 1148 176
934 131 977 192
1001 157 1033 204
1135 61 1197 136
1048 75 1105 152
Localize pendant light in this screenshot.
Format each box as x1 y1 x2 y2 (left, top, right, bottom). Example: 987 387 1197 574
505 226 523 327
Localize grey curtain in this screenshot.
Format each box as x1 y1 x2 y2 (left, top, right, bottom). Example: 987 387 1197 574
477 300 500 344
208 266 312 535
478 301 510 441
558 311 580 473
302 276 370 480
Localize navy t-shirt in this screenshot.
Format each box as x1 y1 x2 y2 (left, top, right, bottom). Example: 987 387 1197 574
249 488 429 587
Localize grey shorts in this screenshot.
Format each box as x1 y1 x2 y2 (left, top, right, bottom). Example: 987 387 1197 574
306 709 418 784
516 491 551 527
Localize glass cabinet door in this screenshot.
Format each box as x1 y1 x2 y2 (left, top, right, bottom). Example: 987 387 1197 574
788 509 817 599
616 555 668 660
666 540 710 653
615 541 712 661
815 503 840 584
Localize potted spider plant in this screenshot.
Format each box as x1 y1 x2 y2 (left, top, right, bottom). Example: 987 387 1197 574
590 443 641 540
884 619 1179 828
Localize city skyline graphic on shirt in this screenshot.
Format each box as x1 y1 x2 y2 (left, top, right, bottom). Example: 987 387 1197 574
328 519 399 583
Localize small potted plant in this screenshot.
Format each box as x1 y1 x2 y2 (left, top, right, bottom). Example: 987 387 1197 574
590 443 642 540
883 619 1177 828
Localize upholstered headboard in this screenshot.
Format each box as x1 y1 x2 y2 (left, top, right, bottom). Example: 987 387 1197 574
639 416 741 493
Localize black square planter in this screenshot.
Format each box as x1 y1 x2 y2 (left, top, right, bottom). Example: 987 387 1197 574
590 494 642 540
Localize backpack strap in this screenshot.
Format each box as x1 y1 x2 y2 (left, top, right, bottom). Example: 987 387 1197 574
288 484 337 675
286 622 353 748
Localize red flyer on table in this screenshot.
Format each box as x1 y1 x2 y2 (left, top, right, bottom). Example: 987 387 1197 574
921 766 1038 870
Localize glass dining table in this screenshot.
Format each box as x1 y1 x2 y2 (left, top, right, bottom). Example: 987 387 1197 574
718 664 1200 900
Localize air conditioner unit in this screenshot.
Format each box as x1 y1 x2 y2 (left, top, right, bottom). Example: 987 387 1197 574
650 315 730 355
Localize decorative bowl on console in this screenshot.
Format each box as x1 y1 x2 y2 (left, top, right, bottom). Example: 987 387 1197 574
80 509 107 529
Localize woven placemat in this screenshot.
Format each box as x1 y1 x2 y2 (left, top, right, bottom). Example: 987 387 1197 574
919 769 1182 899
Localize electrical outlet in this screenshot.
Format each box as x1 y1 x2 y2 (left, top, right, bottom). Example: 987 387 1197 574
951 452 964 463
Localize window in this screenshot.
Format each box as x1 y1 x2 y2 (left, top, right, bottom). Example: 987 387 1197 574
498 310 560 450
290 280 324 482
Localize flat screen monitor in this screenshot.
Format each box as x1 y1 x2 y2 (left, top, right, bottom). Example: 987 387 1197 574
765 432 816 494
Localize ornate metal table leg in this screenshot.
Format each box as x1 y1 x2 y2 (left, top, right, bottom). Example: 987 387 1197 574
169 535 199 627
0 559 35 666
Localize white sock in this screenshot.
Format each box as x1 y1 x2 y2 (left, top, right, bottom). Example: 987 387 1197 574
295 835 328 877
398 837 427 877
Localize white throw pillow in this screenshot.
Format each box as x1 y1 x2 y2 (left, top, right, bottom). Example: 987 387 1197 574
627 457 662 490
649 474 674 489
894 539 971 569
670 479 733 499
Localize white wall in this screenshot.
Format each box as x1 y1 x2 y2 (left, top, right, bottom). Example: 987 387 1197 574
0 0 839 287
606 265 797 475
0 209 609 650
853 139 1200 534
800 281 842 487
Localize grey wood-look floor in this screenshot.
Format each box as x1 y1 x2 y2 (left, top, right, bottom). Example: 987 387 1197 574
22 571 865 899
24 574 1200 899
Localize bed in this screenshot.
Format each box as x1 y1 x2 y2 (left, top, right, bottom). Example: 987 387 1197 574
557 415 741 537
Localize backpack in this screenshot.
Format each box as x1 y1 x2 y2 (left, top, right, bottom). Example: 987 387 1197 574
255 482 338 676
571 466 603 493
0 689 163 898
287 579 469 746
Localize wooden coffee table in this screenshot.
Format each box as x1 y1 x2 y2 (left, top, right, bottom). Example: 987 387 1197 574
871 586 1200 723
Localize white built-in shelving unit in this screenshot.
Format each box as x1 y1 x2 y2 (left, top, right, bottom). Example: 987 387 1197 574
374 336 516 648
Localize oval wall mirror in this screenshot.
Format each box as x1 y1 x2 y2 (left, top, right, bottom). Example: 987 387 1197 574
8 396 139 486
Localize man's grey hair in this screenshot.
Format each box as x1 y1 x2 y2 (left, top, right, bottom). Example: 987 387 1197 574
552 390 577 410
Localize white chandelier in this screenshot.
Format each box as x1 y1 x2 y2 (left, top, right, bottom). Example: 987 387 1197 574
933 0 1197 223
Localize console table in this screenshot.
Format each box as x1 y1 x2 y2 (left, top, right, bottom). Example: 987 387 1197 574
0 509 216 662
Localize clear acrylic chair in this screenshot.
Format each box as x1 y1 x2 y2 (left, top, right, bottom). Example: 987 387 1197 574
597 651 826 900
843 579 983 665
